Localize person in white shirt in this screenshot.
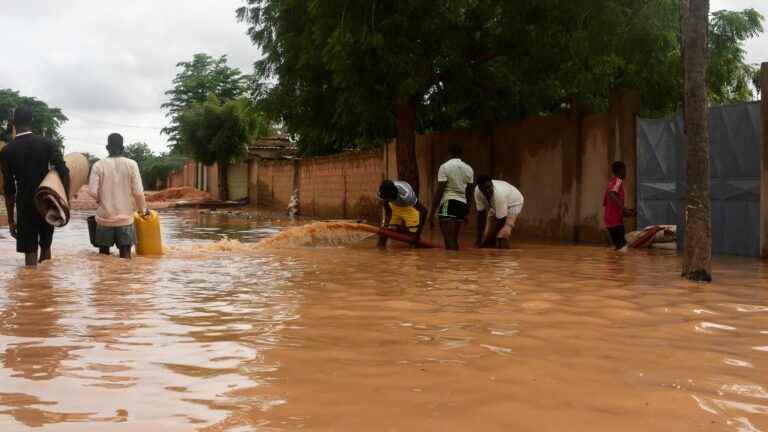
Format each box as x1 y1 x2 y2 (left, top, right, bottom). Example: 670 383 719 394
428 143 474 250
475 175 524 249
88 133 149 259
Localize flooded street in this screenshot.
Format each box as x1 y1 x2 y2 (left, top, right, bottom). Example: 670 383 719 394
0 211 767 431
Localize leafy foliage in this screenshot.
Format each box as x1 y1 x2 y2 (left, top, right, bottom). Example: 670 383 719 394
142 154 186 190
178 95 271 199
125 142 185 189
237 0 763 154
0 89 68 146
161 54 251 151
124 142 154 167
178 96 264 166
708 9 764 104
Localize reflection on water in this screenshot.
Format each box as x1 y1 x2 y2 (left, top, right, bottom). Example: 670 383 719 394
0 211 766 431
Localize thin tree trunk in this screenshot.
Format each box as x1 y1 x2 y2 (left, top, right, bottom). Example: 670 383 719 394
681 0 712 282
679 0 688 125
394 98 419 194
219 163 229 201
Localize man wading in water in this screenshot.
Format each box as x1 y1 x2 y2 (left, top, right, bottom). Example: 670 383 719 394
0 106 70 267
377 180 427 247
429 143 474 250
475 175 525 249
88 133 148 259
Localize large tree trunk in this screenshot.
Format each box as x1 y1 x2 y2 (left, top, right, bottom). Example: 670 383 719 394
681 0 712 282
394 98 419 194
219 163 229 201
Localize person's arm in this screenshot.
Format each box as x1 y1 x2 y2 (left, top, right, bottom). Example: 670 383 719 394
429 181 447 224
378 202 392 247
608 191 625 211
465 183 475 221
473 186 486 246
607 191 636 217
476 210 487 246
1 154 17 238
131 162 149 216
87 163 101 203
381 202 392 227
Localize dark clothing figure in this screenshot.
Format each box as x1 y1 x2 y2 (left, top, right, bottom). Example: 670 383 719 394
0 133 70 254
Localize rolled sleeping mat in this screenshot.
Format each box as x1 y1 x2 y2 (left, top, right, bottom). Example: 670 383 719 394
34 153 89 227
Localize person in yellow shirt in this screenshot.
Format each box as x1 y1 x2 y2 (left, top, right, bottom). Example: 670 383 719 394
377 180 427 247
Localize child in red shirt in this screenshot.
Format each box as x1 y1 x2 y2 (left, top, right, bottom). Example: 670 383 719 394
603 161 636 251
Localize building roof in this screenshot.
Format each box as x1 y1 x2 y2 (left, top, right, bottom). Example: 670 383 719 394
248 136 294 151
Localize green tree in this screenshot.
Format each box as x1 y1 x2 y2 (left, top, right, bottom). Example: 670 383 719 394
178 96 270 199
125 142 154 167
237 0 763 190
161 53 251 151
143 153 186 190
0 89 68 146
708 9 764 104
123 142 184 189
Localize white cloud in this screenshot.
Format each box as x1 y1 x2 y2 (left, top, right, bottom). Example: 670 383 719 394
0 0 259 157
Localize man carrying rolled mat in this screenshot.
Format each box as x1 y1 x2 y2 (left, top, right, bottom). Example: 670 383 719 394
0 106 70 267
88 133 149 259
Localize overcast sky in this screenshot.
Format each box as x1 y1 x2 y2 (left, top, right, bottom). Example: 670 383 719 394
0 1 766 158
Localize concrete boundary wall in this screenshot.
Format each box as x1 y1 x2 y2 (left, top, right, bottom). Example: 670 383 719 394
170 91 654 244
250 92 640 243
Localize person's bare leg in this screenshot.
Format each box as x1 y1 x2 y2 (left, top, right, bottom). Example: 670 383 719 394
99 247 110 255
118 246 132 259
440 220 460 250
39 248 51 263
496 238 511 249
24 252 38 267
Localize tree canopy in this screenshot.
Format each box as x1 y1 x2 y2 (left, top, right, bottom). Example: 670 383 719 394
178 95 271 198
125 142 185 189
708 9 764 104
238 0 764 154
161 53 252 151
125 142 154 167
0 89 68 146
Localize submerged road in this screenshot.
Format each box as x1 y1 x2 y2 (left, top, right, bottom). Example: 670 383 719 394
0 210 766 431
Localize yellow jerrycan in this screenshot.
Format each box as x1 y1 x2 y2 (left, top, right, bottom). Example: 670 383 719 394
134 211 163 256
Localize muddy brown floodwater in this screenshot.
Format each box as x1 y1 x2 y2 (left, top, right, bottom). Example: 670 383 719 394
0 210 767 431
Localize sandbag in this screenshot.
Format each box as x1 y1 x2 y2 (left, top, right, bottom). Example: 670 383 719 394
34 153 89 227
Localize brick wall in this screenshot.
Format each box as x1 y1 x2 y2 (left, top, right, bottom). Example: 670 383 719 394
255 152 382 222
298 152 382 221
256 159 296 210
184 91 640 244
166 161 197 189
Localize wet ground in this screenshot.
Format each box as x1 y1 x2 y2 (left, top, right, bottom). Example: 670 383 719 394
0 210 767 431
